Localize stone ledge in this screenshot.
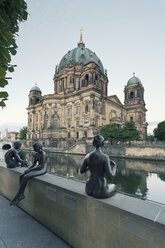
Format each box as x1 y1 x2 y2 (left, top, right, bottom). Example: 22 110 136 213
0 165 165 248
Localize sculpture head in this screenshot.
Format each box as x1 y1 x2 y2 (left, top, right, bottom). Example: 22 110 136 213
13 141 21 150
93 134 104 148
33 142 42 152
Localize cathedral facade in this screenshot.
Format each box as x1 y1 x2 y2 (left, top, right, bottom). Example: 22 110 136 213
26 33 147 147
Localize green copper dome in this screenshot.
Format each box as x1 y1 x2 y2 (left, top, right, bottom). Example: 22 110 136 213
58 37 104 73
30 85 42 93
127 74 142 86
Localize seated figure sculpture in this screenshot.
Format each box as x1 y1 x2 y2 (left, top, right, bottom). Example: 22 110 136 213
80 134 117 199
10 142 47 206
5 141 27 168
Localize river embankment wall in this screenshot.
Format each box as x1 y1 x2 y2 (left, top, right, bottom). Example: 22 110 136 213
86 144 165 161
1 140 165 161
0 163 165 248
42 143 165 161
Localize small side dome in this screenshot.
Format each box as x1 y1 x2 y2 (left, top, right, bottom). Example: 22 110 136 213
127 73 142 86
30 84 42 93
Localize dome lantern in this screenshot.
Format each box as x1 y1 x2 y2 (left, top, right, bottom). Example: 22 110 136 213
78 28 85 48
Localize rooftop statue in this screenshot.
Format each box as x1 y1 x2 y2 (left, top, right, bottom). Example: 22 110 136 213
80 135 117 199
5 141 27 168
10 142 47 206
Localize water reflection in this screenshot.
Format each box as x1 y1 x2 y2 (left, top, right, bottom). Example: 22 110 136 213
147 173 165 203
1 149 165 204
25 152 88 182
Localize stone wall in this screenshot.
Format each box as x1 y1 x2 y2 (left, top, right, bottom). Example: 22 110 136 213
125 146 165 159
22 141 165 160
0 164 165 248
87 144 165 160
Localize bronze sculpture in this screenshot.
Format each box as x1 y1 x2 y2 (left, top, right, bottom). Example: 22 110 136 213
10 142 47 206
5 141 27 168
80 135 117 199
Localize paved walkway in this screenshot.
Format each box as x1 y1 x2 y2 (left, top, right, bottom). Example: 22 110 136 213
0 195 71 248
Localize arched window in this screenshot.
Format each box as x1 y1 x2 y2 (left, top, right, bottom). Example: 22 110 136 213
76 132 79 139
137 89 140 97
85 74 89 81
85 105 88 112
35 98 39 104
95 74 98 80
84 131 87 138
85 74 89 85
54 120 58 129
76 106 80 115
130 116 133 121
130 91 134 99
68 107 72 117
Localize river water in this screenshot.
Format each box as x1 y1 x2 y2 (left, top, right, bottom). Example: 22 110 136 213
1 148 165 205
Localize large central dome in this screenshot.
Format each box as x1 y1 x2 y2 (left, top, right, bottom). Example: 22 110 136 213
58 34 104 73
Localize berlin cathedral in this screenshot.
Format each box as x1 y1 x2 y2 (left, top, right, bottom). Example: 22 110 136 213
26 32 147 148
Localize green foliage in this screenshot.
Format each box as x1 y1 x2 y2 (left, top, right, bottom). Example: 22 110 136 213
19 126 27 140
100 123 121 142
100 121 141 143
122 121 141 143
0 0 28 107
154 121 165 141
147 135 154 143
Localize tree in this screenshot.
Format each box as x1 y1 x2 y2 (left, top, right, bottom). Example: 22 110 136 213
0 0 28 107
147 135 154 143
19 126 27 140
100 121 141 144
154 121 165 141
121 121 141 143
100 123 121 143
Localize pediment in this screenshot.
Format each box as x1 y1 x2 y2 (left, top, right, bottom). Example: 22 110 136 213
108 95 123 106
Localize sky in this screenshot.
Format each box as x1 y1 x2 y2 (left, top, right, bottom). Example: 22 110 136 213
0 0 165 133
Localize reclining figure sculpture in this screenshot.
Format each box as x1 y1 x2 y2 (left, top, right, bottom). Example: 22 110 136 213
10 142 47 206
80 134 117 199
